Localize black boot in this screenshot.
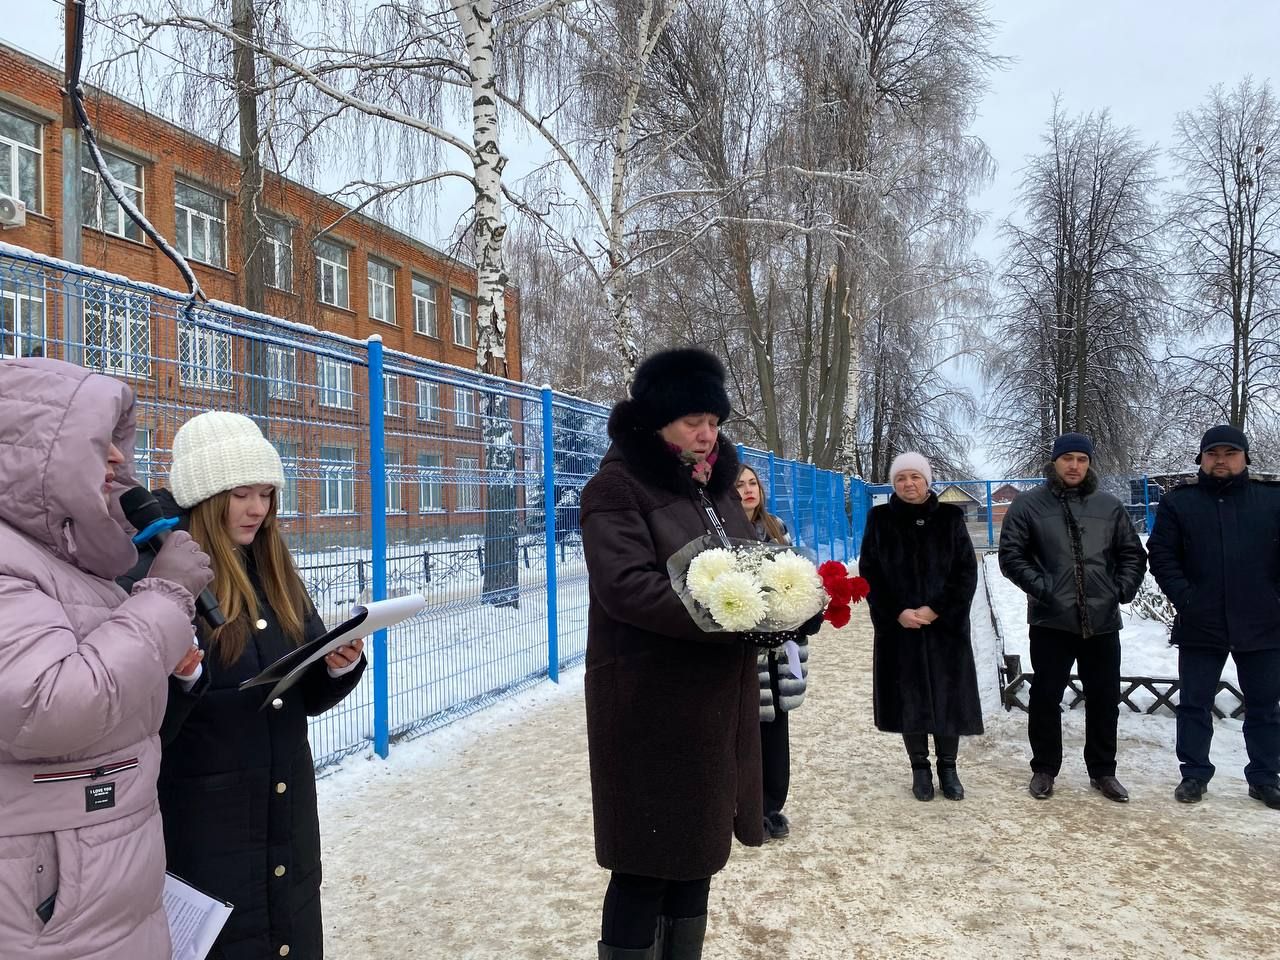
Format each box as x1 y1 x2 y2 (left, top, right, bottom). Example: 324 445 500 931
655 914 707 960
936 762 964 800
904 734 934 801
597 943 654 959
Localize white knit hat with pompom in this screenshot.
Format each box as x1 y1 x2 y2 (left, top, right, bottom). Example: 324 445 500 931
169 411 285 508
888 451 933 487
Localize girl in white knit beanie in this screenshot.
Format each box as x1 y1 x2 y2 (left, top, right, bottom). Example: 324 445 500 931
153 410 366 957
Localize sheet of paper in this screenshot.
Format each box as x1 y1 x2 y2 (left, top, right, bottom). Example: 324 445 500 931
164 872 233 960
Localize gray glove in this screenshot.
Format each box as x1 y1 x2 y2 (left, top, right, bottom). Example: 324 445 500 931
144 531 214 600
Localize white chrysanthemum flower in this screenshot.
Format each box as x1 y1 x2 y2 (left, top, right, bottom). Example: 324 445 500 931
687 548 738 603
760 551 826 623
703 570 769 631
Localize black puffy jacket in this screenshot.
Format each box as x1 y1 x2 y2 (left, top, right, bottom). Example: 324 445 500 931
1147 470 1280 652
997 467 1147 636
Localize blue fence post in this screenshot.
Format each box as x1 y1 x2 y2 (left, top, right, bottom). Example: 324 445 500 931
767 451 778 517
986 480 995 548
1142 475 1154 534
790 460 800 545
542 387 559 683
828 472 837 560
366 336 390 760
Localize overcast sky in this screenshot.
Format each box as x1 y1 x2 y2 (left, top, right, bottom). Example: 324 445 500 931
6 1 1279 473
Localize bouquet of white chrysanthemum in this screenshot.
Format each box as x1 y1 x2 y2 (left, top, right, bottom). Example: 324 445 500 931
668 535 827 633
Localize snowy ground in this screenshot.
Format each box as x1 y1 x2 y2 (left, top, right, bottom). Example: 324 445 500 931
316 579 1276 959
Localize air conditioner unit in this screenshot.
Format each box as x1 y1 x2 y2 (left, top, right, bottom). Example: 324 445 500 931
0 194 27 229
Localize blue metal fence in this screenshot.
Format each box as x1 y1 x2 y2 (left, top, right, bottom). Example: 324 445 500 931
0 243 861 768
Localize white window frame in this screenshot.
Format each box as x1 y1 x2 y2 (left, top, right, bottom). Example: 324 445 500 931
174 181 227 267
319 445 356 514
383 373 403 418
133 427 153 488
385 449 404 514
267 345 298 401
178 322 233 390
368 258 397 325
315 239 350 308
0 283 46 360
81 146 143 241
416 380 441 422
317 356 354 410
454 386 478 428
412 276 438 337
274 440 300 516
0 106 42 213
83 283 149 377
451 292 473 348
263 216 293 292
417 453 443 513
455 456 481 512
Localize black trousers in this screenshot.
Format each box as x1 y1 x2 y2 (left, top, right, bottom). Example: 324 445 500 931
761 710 790 814
1028 626 1121 778
902 733 960 767
601 873 711 949
1177 646 1280 787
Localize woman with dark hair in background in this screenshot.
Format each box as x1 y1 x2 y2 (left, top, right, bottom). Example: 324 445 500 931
737 464 809 841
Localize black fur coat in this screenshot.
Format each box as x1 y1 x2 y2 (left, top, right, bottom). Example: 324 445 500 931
859 493 984 736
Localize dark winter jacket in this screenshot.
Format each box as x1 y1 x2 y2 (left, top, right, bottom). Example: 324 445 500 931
118 489 366 960
753 518 808 722
1147 470 1280 652
581 399 763 881
998 467 1147 637
860 494 983 736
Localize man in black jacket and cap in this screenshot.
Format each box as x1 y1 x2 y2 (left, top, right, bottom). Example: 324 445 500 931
998 433 1148 803
1147 425 1280 810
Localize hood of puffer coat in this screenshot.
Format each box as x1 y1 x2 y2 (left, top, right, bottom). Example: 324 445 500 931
0 357 140 578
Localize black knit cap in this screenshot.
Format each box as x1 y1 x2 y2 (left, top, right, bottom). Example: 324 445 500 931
630 347 732 429
1196 424 1250 464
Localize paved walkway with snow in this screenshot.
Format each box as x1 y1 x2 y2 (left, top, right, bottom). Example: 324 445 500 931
318 605 1277 959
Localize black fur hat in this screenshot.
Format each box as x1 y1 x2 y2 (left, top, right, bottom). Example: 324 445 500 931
629 347 731 429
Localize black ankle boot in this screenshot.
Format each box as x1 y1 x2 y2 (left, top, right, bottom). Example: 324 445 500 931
937 762 964 800
911 765 934 801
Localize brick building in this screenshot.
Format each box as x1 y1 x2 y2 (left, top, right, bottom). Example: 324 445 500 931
0 42 524 544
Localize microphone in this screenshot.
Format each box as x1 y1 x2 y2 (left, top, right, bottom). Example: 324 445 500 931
120 486 227 628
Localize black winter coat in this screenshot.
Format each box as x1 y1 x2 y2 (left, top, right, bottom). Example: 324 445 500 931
1147 470 1280 652
581 399 763 881
998 468 1147 637
860 495 983 736
119 490 366 960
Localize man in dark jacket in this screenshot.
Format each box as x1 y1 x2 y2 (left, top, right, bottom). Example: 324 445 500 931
1147 425 1280 810
582 348 763 960
998 433 1148 803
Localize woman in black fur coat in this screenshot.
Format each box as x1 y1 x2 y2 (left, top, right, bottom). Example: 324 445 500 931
859 452 983 801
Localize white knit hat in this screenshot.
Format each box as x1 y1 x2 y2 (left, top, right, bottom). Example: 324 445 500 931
170 411 285 508
888 451 933 487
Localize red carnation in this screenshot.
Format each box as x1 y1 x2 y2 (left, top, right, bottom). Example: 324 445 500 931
824 603 852 628
826 577 855 605
848 576 870 603
817 560 848 585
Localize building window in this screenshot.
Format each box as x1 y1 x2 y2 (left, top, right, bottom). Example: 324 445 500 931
178 322 233 390
416 380 441 422
174 182 227 267
267 345 297 400
80 146 143 241
315 239 349 308
418 453 443 512
133 427 153 488
454 386 477 428
84 284 149 376
451 292 473 348
0 107 41 213
317 356 354 410
0 276 46 359
263 216 293 292
385 449 404 514
383 373 403 417
412 277 438 337
274 440 300 515
320 445 355 514
368 258 396 325
455 456 481 512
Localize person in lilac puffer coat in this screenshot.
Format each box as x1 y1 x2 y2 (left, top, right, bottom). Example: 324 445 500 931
0 357 214 960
